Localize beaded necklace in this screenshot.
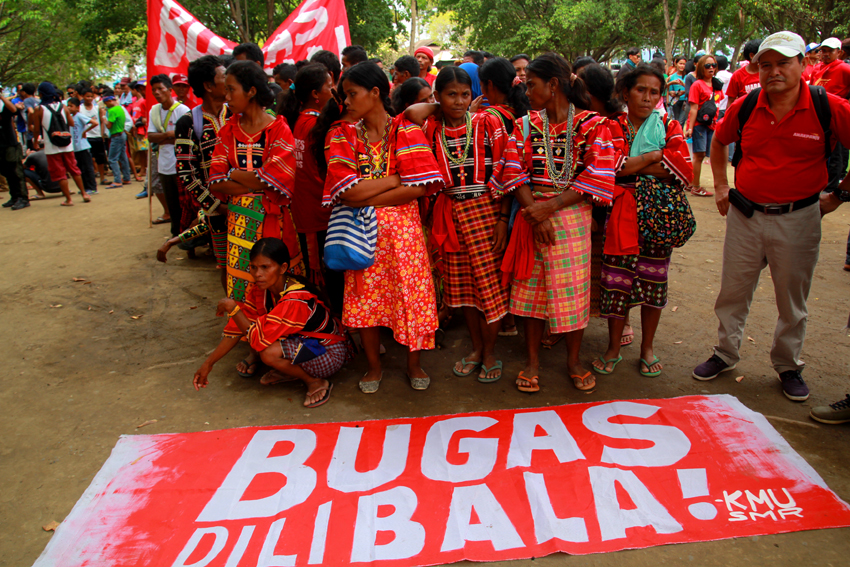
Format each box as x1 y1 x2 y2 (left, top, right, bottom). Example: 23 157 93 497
356 117 392 178
624 116 638 147
541 105 575 191
441 111 473 167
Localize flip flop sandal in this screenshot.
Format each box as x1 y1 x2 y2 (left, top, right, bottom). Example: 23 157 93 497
259 370 298 385
359 372 383 394
107 183 123 189
305 383 333 408
452 357 482 377
498 326 518 337
620 330 634 346
593 355 623 375
478 361 503 383
236 358 258 378
59 202 74 207
408 373 430 390
541 332 564 349
516 370 539 393
83 197 91 203
571 371 596 391
640 356 663 377
690 187 714 197
152 217 170 225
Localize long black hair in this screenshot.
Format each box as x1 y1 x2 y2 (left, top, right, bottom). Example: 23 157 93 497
276 63 329 130
311 62 394 173
391 77 430 115
250 238 332 307
226 60 275 108
578 63 622 116
526 52 591 110
614 62 666 105
478 57 530 117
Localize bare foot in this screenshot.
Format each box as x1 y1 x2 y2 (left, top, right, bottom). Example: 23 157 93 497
304 379 331 407
236 352 259 376
453 351 482 375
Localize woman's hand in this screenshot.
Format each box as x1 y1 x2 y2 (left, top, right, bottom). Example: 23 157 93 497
522 200 554 225
491 219 508 253
533 219 556 246
684 126 693 139
216 298 237 317
469 96 484 114
156 236 180 263
193 362 212 391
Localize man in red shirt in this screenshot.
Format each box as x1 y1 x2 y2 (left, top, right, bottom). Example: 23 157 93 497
414 46 437 87
812 37 850 195
692 31 850 404
725 38 762 106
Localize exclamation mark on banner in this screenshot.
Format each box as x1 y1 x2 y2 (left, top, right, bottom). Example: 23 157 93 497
677 468 717 520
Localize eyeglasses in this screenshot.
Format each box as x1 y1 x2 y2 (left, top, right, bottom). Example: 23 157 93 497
704 63 717 68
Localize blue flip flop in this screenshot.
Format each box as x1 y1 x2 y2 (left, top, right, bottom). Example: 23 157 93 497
477 361 503 383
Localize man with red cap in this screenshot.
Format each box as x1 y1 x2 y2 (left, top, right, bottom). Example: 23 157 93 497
171 73 200 109
415 46 436 86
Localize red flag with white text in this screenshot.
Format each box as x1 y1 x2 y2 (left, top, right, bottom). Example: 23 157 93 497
146 0 350 83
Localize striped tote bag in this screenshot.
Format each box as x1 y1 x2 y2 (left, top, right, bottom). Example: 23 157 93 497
323 204 378 271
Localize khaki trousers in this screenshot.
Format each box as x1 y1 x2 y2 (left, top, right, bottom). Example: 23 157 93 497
713 203 821 373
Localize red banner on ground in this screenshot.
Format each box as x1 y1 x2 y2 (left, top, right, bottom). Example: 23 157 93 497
147 0 350 80
33 395 850 566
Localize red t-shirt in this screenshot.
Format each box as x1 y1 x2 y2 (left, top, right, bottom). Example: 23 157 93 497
291 110 331 233
129 99 148 136
688 79 724 129
715 85 850 203
812 59 850 98
725 66 761 101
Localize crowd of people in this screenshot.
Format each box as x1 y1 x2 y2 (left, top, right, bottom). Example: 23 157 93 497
3 31 849 423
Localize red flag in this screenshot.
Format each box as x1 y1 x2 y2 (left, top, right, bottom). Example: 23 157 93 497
146 0 351 87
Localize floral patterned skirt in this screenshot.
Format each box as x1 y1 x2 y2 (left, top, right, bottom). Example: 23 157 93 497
342 201 438 350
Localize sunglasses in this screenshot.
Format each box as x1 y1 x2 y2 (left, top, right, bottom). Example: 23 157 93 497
704 63 717 68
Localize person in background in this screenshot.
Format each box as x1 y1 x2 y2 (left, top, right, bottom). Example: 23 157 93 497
0 89 27 210
391 77 434 115
102 90 132 189
667 56 688 124
77 86 107 187
696 31 850 404
511 54 530 83
23 149 61 197
392 55 420 90
310 50 342 85
802 42 821 83
233 42 282 101
684 54 723 197
616 47 641 79
725 39 762 106
369 57 384 71
118 78 134 107
463 50 484 65
415 46 437 87
19 83 39 150
128 81 149 186
272 63 297 92
66 97 98 197
171 74 199 109
341 45 369 71
30 81 90 206
175 54 232 289
148 74 190 235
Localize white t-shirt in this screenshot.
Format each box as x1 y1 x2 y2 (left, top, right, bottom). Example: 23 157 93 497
41 103 73 155
79 102 101 138
148 102 189 175
716 69 733 111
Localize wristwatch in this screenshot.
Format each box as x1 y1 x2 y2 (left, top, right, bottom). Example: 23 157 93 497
834 189 850 202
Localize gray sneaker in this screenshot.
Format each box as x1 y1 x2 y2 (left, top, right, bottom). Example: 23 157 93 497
810 395 850 424
693 354 736 381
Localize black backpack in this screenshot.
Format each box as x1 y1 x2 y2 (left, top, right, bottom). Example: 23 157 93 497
731 85 831 167
44 104 72 148
694 78 724 126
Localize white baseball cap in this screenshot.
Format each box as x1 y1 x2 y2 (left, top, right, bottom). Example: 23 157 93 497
753 31 806 63
820 37 842 50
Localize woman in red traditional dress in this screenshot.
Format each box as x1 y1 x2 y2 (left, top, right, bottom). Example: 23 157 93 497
313 62 444 393
193 238 348 408
277 63 344 313
207 60 304 379
496 53 616 393
405 66 512 383
591 64 692 377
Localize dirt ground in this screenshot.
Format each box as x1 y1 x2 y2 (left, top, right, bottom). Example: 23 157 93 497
2 166 850 566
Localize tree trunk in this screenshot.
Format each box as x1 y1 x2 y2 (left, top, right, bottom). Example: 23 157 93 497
227 0 249 43
408 0 417 55
267 0 276 37
661 0 684 65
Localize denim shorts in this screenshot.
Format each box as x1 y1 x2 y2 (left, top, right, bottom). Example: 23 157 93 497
691 124 713 154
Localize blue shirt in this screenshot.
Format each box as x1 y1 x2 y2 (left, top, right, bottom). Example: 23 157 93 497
11 97 25 132
72 113 92 151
